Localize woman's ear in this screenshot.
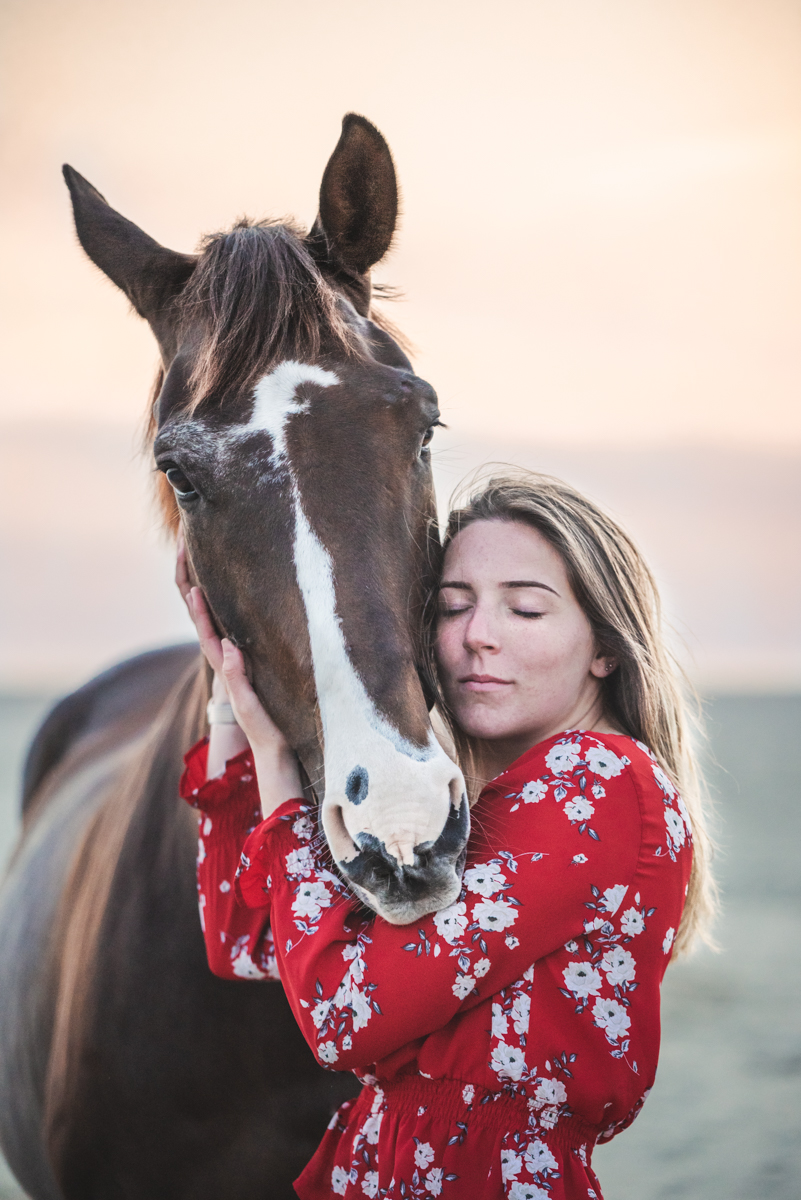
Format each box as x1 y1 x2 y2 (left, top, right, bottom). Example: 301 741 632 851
590 653 618 679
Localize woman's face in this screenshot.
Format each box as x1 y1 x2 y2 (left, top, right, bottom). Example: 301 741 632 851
435 519 613 755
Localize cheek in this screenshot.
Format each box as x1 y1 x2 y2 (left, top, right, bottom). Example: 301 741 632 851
511 619 594 677
434 624 461 682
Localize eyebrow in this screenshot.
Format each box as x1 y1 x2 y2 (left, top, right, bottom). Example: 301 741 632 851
439 580 560 596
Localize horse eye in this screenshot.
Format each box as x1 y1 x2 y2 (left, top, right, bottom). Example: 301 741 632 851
164 465 199 500
422 427 435 447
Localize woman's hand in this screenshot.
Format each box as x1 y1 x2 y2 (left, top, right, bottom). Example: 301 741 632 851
176 531 303 815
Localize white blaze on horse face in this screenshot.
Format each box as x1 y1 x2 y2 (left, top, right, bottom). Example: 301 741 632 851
247 362 465 877
249 361 339 466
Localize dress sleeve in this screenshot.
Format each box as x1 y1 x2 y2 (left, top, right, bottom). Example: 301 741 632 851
180 738 281 981
235 744 646 1072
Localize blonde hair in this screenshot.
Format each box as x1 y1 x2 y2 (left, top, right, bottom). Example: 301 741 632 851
429 470 717 957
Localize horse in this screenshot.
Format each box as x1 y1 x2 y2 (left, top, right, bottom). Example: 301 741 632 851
0 114 469 1200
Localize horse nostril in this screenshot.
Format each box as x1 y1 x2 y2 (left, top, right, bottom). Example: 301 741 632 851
345 766 369 805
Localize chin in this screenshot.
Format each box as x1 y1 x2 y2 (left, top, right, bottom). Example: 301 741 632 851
457 710 517 743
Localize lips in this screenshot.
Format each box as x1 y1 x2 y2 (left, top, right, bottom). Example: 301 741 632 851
459 674 513 691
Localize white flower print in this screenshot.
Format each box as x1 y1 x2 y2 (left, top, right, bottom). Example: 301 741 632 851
665 808 686 849
219 879 230 893
524 1139 559 1174
292 880 332 920
463 862 506 897
361 1112 382 1144
563 961 602 998
349 987 373 1031
285 845 315 877
342 942 366 982
663 927 675 955
474 957 491 978
534 1077 567 1108
539 1106 559 1130
600 884 628 914
651 763 676 797
317 1040 339 1064
433 901 468 945
521 779 548 804
361 1171 379 1198
511 992 531 1035
620 907 645 936
414 1142 435 1170
601 947 636 986
473 896 518 932
585 745 628 779
545 741 583 774
565 939 579 953
331 1165 349 1195
509 1181 549 1199
311 999 331 1029
203 816 212 836
452 974 475 1000
231 949 267 980
462 1084 475 1105
426 1167 444 1196
501 1149 523 1181
490 1041 527 1081
492 1003 509 1038
592 996 631 1040
506 935 520 948
564 796 594 823
572 854 588 864
292 814 314 841
676 793 692 833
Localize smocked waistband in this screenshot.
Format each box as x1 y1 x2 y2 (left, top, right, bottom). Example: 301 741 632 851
361 1075 600 1152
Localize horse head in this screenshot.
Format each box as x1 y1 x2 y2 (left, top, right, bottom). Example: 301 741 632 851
63 115 468 925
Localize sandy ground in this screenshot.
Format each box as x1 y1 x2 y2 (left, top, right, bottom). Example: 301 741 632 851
0 692 798 1200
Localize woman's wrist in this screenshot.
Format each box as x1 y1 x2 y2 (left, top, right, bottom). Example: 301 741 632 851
206 671 250 779
252 742 304 819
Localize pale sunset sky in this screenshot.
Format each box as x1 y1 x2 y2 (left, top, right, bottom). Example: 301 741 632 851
0 0 799 689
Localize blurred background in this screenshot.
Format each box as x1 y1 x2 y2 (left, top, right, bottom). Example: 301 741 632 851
0 1 799 1197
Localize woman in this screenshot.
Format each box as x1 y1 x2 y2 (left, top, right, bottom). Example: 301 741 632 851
178 472 715 1200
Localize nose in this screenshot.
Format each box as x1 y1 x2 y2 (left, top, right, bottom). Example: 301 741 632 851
463 602 500 654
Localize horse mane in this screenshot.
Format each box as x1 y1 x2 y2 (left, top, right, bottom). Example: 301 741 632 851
43 657 208 1177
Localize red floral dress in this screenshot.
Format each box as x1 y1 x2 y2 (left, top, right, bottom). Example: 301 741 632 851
181 730 692 1200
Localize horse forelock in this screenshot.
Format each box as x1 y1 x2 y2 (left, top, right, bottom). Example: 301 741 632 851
180 218 359 412
142 217 396 534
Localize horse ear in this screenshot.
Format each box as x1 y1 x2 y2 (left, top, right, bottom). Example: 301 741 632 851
62 165 196 358
313 114 398 277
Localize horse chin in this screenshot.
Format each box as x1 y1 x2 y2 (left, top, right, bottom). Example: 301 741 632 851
345 870 464 927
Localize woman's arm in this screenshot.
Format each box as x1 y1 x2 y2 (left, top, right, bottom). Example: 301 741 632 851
233 733 649 1072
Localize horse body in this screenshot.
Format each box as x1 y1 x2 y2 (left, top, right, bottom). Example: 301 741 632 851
0 646 359 1199
0 116 468 1197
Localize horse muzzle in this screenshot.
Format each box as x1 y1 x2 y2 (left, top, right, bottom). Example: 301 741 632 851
321 750 470 925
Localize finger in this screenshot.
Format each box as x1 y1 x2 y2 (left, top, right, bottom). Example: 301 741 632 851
221 639 286 745
190 586 224 674
175 530 191 605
